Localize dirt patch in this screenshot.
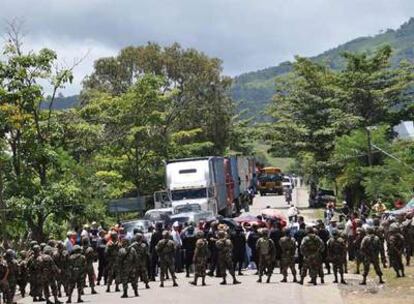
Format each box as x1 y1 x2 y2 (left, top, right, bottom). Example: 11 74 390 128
341 262 414 304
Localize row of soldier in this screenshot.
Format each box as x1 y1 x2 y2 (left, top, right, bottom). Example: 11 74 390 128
0 213 413 303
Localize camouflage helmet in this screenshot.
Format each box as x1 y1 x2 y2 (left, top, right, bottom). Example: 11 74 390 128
306 226 315 234
32 245 41 253
43 246 53 255
217 230 226 239
373 218 381 226
331 229 339 237
4 249 15 259
162 230 170 239
260 228 269 236
56 241 64 250
134 233 144 242
40 243 47 251
19 250 27 259
389 223 400 234
82 237 90 246
72 245 82 253
365 227 374 235
29 241 38 249
196 231 205 239
47 240 56 248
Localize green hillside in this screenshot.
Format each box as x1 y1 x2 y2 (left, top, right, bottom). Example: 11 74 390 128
232 17 414 120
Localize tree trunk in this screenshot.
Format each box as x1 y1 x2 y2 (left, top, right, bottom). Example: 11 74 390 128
0 161 8 248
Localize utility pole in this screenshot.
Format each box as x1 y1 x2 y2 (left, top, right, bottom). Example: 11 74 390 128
366 127 373 167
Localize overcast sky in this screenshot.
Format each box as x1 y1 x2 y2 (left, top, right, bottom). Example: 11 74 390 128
1 0 414 95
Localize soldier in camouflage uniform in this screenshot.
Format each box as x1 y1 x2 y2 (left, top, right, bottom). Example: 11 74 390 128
216 230 241 285
42 246 62 304
256 228 275 283
130 233 150 289
401 214 414 266
190 231 209 286
387 223 405 278
81 238 97 295
327 229 347 284
27 245 44 302
360 227 384 285
373 218 387 268
67 245 86 303
4 249 18 303
0 254 11 304
17 251 28 298
299 227 325 285
353 227 365 275
105 232 120 293
118 238 139 298
53 242 69 297
279 228 297 283
155 231 178 288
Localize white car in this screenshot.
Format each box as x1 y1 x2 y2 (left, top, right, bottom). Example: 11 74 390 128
282 176 293 189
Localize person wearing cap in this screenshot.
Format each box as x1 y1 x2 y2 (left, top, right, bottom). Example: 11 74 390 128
360 227 384 285
327 229 347 284
67 245 86 303
64 231 75 253
387 223 405 278
231 225 246 276
299 227 325 285
216 230 241 285
155 231 178 288
279 228 297 283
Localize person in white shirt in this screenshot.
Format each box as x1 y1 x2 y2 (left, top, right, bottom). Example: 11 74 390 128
287 204 299 223
171 221 183 272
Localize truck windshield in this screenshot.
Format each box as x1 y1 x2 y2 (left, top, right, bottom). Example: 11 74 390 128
171 188 207 201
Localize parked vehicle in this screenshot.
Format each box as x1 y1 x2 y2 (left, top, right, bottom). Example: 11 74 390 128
282 176 294 190
122 219 152 238
168 210 214 226
166 157 228 216
308 188 336 208
144 207 173 223
257 167 284 195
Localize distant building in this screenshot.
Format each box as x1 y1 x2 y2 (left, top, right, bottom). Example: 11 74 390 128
394 121 414 140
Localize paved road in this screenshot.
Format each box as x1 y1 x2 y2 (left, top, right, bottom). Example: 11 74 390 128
19 188 344 304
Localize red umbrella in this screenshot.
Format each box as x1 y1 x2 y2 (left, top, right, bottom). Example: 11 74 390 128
260 208 287 227
234 214 260 223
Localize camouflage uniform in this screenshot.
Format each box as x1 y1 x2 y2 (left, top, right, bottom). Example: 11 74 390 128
155 231 178 288
190 232 209 286
279 231 297 282
387 224 405 277
4 249 19 303
0 255 11 304
82 238 97 294
256 228 276 283
130 234 150 289
401 216 414 266
216 231 241 285
105 232 120 293
53 242 69 297
17 251 28 298
299 227 325 285
27 245 43 301
67 245 86 303
118 239 139 298
373 219 387 268
353 228 365 274
360 227 384 285
41 246 61 304
327 230 347 284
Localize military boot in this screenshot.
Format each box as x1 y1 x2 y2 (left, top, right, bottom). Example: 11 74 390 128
378 276 385 284
232 275 241 285
220 278 227 285
121 289 128 298
202 277 206 286
46 298 54 304
360 276 367 285
106 285 110 293
145 282 150 289
66 297 71 304
134 287 139 297
54 295 63 304
77 297 83 303
266 276 271 283
115 284 120 292
257 276 262 283
280 276 287 283
91 287 98 295
298 277 304 285
320 277 324 284
293 276 297 283
333 273 338 283
190 275 198 286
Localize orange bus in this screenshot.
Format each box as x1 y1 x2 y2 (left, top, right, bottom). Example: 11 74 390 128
257 167 283 195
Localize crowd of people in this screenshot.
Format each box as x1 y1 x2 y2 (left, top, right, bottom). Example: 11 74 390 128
0 205 413 304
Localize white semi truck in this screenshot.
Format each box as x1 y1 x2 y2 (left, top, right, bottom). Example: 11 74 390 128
165 157 229 216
